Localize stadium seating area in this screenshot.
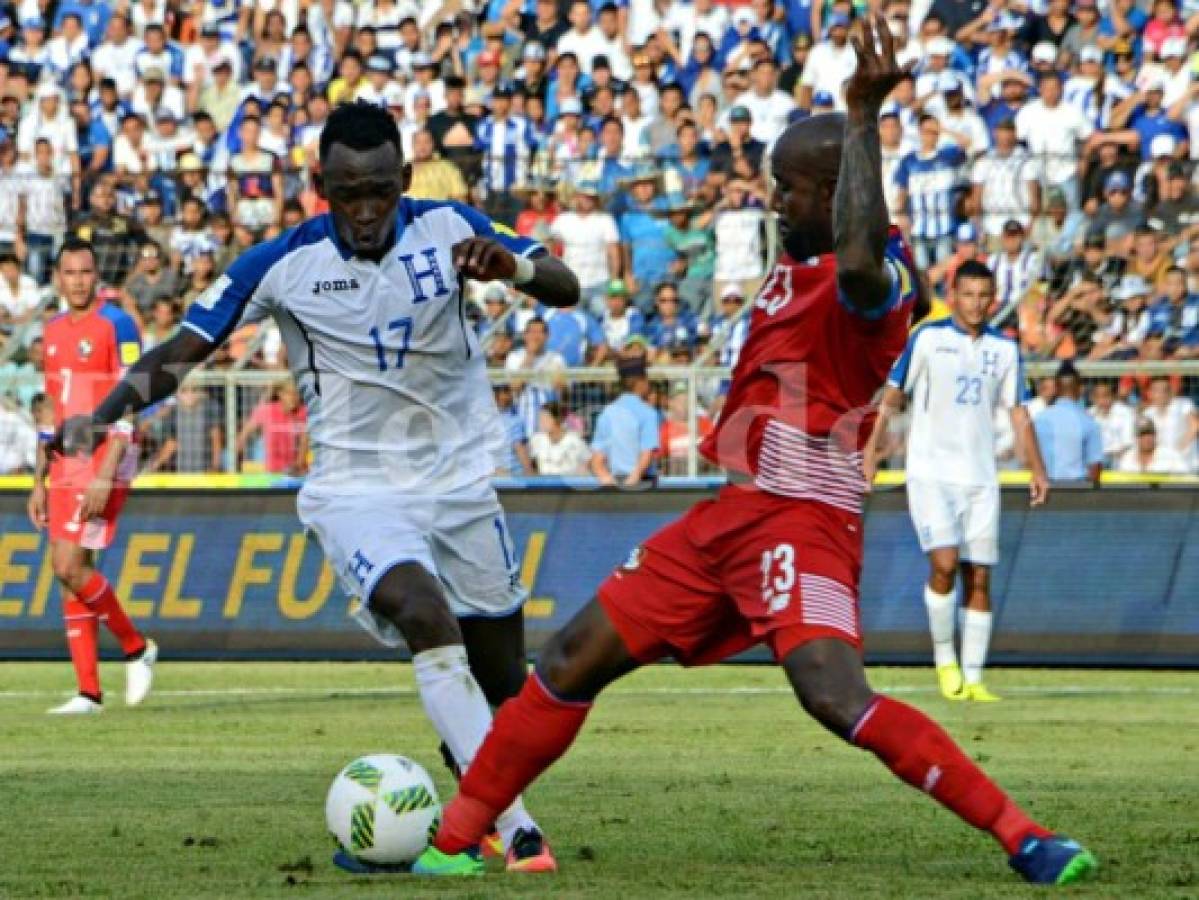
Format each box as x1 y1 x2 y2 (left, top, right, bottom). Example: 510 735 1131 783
1 0 1198 477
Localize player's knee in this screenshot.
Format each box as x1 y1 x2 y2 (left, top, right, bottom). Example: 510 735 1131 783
51 553 87 593
784 642 875 736
371 582 460 653
536 634 580 697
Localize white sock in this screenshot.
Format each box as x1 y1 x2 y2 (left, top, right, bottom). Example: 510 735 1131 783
961 609 993 685
411 645 537 849
924 584 958 669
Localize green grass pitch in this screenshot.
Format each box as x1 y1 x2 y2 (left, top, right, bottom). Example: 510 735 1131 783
1 662 1195 898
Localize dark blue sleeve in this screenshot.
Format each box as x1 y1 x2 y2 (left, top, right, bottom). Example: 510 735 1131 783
449 200 546 258
181 234 291 344
98 304 143 369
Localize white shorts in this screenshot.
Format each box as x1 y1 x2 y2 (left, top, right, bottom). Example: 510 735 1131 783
906 479 1000 566
297 478 526 647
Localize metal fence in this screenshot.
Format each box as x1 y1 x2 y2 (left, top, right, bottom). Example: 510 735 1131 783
3 360 1199 479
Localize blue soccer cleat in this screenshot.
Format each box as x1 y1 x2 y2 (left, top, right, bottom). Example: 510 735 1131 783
331 848 413 875
1008 834 1097 885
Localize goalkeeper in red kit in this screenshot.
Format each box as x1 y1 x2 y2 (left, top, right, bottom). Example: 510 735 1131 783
414 16 1096 885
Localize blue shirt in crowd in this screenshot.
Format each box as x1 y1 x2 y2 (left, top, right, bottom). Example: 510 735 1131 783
620 201 674 292
1034 398 1103 481
592 392 660 479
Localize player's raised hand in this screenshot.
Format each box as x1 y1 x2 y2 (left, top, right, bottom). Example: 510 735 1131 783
453 237 517 283
844 13 913 115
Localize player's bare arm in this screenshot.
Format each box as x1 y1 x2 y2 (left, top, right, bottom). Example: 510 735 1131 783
863 384 906 487
27 438 49 530
452 238 580 308
1010 405 1050 506
834 14 912 312
51 328 215 457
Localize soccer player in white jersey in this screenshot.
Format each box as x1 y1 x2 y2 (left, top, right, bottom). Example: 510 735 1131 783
864 260 1050 702
51 101 581 873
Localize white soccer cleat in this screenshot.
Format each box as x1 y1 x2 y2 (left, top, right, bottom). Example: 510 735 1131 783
47 695 103 715
126 639 158 706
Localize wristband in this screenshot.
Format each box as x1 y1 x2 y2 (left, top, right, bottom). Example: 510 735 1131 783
108 420 135 440
513 255 535 285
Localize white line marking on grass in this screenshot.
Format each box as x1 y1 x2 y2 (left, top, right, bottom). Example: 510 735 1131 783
0 684 1193 700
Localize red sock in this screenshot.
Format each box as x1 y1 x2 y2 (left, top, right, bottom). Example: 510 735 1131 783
852 696 1050 855
64 595 101 701
78 572 145 658
435 673 592 854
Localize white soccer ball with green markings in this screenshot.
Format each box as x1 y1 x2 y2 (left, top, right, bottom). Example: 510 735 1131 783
325 754 441 864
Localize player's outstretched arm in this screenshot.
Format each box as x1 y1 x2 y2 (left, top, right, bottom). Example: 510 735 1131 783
834 14 911 313
453 237 580 308
51 328 215 457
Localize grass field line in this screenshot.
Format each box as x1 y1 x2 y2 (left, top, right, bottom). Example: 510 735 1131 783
0 683 1194 700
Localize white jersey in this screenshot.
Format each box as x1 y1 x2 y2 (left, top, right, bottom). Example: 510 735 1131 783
183 198 543 494
888 319 1029 486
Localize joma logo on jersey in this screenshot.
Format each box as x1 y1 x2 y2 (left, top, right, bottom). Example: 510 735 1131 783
313 278 361 294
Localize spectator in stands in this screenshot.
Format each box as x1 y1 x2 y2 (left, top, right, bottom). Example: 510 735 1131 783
711 105 765 179
647 282 695 362
513 178 558 246
1127 225 1172 289
530 402 591 475
663 193 716 318
145 381 223 473
1148 163 1199 236
71 177 143 286
549 181 620 316
708 285 751 368
1089 380 1137 468
735 57 795 144
1090 274 1152 359
1117 417 1190 474
1141 375 1199 471
619 167 673 312
0 393 35 473
928 222 986 304
971 118 1039 246
894 114 966 269
1049 272 1105 358
659 380 714 475
506 316 567 374
121 240 178 322
227 116 284 237
491 382 534 476
0 251 40 335
1016 70 1093 209
989 219 1042 328
180 249 218 306
591 354 659 486
235 381 308 475
542 302 604 367
140 296 180 352
799 11 855 110
476 84 537 225
599 278 646 353
1034 361 1104 483
22 138 68 284
1147 265 1199 357
712 176 767 305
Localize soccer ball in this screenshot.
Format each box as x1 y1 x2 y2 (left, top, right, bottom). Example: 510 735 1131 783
325 754 441 865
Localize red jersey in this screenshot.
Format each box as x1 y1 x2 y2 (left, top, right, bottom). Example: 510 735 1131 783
43 302 141 483
700 230 921 513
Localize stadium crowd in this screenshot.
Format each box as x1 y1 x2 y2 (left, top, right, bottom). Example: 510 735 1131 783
0 0 1198 477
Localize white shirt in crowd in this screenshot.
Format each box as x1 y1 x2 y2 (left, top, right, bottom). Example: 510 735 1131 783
1089 400 1136 461
0 271 40 319
1015 99 1093 186
799 41 856 108
529 429 591 475
504 347 567 374
971 148 1041 237
548 210 620 291
733 89 797 144
1116 444 1189 474
556 26 609 74
92 38 145 96
0 169 23 243
1144 397 1198 470
0 404 36 475
20 164 68 235
714 208 766 282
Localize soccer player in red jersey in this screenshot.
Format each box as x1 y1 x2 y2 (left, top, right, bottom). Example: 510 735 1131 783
416 17 1096 884
28 238 157 715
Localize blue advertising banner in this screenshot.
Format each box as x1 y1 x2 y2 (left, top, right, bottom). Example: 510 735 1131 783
1 488 1196 665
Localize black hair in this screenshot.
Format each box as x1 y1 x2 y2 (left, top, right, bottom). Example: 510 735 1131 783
56 236 97 266
525 316 548 332
319 99 402 164
953 259 994 287
0 250 17 265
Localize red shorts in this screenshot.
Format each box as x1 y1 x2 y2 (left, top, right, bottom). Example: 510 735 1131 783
598 487 864 666
47 457 130 550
